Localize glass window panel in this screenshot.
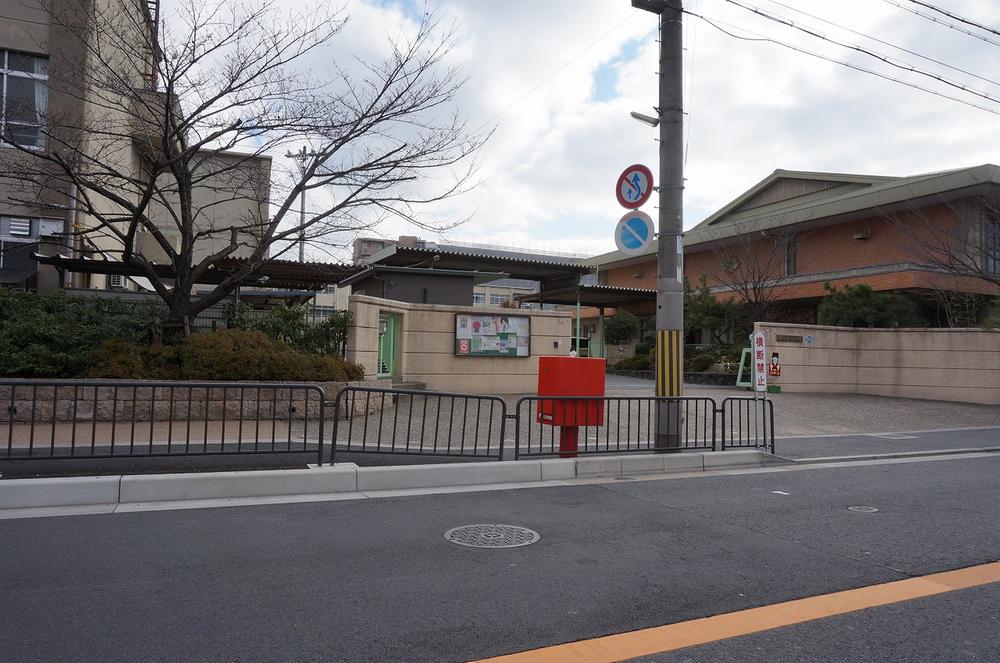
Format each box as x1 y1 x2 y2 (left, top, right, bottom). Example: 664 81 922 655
8 52 48 76
5 76 46 124
4 123 43 148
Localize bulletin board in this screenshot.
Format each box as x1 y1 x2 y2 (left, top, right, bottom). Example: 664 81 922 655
454 313 531 357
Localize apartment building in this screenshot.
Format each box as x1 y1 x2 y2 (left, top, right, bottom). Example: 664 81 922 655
0 0 269 293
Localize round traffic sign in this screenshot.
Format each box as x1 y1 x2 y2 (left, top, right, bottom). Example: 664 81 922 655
614 210 655 256
615 164 654 209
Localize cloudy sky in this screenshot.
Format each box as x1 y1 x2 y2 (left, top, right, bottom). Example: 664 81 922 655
269 0 1000 259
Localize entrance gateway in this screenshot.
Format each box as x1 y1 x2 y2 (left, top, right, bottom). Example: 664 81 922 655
377 312 400 378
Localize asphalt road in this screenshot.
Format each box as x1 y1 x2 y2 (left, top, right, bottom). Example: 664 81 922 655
639 583 1000 662
2 455 999 662
776 426 1000 459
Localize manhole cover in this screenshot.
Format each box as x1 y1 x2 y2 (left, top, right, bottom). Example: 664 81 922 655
444 524 540 548
847 506 880 513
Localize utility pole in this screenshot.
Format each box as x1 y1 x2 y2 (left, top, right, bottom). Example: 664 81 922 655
285 146 319 263
632 0 684 447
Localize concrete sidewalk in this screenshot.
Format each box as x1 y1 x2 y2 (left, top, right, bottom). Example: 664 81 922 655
775 426 1000 460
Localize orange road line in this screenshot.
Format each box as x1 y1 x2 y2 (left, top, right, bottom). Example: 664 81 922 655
472 561 1000 663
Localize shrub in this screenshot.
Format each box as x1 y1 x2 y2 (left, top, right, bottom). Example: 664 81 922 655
87 329 364 382
612 350 654 371
605 311 640 345
223 302 352 357
688 353 715 372
0 290 162 378
818 284 924 328
86 339 146 379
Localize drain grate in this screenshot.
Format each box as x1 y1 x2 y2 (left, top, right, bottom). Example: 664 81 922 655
847 506 880 513
444 524 540 548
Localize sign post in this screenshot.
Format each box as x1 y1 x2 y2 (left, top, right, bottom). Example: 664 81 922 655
751 331 768 448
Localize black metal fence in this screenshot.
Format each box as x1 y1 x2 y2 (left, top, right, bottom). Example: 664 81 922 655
326 386 507 463
721 397 775 450
513 396 718 458
1 380 774 465
0 380 325 461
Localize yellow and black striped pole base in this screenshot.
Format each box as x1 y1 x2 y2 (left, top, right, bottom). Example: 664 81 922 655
655 329 683 398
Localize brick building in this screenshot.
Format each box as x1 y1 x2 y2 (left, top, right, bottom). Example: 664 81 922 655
589 165 1000 332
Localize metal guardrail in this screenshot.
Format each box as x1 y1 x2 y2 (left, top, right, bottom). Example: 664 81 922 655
325 386 507 464
720 397 775 453
1 380 775 464
0 380 325 460
513 396 718 459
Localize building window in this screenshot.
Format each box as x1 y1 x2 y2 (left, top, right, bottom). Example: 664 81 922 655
783 236 797 276
987 213 1000 276
1 50 48 149
490 294 509 305
472 292 486 305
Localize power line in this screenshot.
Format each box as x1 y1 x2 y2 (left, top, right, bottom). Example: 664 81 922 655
881 0 1000 49
905 0 1000 39
723 0 1000 107
762 0 1000 89
683 9 1000 117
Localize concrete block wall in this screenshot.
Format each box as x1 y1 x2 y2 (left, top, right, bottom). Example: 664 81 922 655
756 322 1000 404
347 295 573 393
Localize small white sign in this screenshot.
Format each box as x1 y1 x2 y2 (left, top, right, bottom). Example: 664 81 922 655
751 331 767 392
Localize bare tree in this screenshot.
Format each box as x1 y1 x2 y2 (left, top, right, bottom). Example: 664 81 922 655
704 225 798 323
0 0 486 333
887 195 1000 291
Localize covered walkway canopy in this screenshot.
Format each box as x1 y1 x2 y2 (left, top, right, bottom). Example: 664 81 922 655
516 284 656 308
33 254 361 291
363 244 592 286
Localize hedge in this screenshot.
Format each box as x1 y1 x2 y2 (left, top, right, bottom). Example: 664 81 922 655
87 329 364 382
0 289 161 377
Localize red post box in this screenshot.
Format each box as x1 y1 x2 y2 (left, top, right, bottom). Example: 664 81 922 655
536 356 606 457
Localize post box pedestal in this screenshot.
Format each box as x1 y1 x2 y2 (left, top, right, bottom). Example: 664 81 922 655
559 426 579 458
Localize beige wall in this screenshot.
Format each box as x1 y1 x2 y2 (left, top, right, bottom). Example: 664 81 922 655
347 295 573 394
755 322 1000 405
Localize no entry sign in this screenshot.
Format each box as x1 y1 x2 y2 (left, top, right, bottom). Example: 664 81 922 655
615 164 654 209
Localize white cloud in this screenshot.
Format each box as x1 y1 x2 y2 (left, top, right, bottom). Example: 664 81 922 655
249 0 1000 259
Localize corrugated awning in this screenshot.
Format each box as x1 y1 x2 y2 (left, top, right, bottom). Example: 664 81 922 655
32 254 363 291
517 284 656 307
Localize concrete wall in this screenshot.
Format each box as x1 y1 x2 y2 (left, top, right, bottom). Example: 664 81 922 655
755 322 1000 404
347 295 573 394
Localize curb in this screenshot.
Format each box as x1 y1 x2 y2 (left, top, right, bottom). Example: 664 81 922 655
0 450 765 510
776 446 1000 465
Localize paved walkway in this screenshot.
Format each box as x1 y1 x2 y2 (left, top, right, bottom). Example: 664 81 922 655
605 375 1000 437
775 426 1000 460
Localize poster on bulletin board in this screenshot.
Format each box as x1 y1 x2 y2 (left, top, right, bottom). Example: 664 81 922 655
455 313 531 357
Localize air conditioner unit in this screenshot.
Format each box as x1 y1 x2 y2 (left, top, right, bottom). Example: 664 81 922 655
109 274 127 289
853 227 871 240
